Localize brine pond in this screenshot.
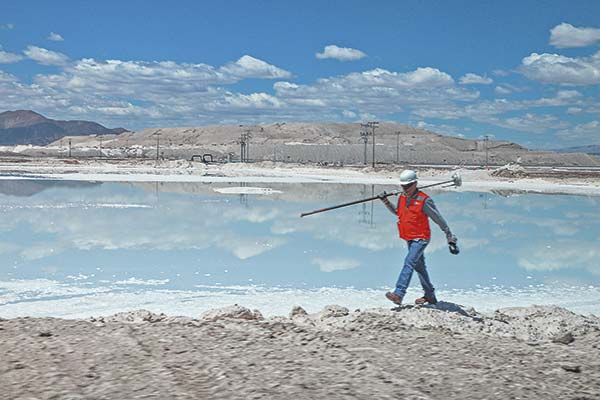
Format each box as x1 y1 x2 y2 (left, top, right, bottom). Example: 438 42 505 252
0 179 599 318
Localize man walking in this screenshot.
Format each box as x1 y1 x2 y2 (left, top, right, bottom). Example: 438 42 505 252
379 169 457 305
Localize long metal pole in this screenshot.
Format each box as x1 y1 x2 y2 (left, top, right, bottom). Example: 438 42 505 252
300 192 395 218
300 177 459 217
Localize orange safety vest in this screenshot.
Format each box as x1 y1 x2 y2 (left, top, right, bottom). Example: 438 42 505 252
397 191 431 240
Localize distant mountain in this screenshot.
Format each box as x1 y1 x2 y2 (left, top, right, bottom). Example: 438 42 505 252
0 110 128 145
554 145 600 156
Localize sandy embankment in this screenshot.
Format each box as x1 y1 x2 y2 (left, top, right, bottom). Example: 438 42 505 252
2 303 599 399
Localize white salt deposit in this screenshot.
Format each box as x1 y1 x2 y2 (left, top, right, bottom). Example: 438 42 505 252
0 278 598 319
213 186 282 195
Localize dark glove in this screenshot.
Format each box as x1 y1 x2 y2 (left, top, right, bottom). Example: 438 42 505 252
449 242 460 255
447 234 457 244
377 191 389 200
447 235 459 255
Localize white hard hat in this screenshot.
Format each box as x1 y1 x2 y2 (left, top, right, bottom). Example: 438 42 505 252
399 169 417 185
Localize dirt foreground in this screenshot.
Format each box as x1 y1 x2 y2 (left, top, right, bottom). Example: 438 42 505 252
2 303 599 399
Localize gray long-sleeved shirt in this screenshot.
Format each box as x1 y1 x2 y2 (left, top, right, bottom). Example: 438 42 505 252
381 193 454 242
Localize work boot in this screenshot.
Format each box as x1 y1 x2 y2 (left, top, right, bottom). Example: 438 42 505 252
414 296 437 305
385 292 403 305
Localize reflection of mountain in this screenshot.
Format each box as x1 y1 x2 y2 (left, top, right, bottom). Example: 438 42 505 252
128 180 586 202
0 180 101 197
128 181 394 204
489 189 527 197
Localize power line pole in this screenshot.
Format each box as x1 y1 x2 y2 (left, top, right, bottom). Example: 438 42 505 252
366 121 379 168
358 185 370 224
245 129 252 162
239 131 252 162
484 134 490 170
240 137 245 162
153 131 161 160
359 126 371 165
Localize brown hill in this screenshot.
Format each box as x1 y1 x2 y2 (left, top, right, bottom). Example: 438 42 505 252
56 122 600 167
0 110 127 145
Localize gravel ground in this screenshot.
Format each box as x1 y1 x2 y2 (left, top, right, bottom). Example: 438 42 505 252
2 304 599 399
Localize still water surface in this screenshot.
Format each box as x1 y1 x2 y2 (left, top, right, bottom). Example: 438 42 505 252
0 179 598 317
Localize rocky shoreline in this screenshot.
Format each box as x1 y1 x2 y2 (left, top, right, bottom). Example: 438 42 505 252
2 303 599 399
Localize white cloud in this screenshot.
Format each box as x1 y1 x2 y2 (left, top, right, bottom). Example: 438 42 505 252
24 45 69 66
494 83 529 96
316 45 367 61
414 89 583 131
0 69 17 82
411 106 464 120
0 191 293 261
519 51 600 85
0 48 23 63
415 121 466 137
518 241 600 275
273 81 298 90
556 120 600 141
311 257 360 272
584 107 600 115
342 110 357 118
3 41 587 134
38 56 290 97
217 93 284 110
549 23 600 48
0 242 19 254
47 32 64 42
220 237 287 260
494 85 512 95
0 23 14 30
20 243 65 261
0 54 295 127
492 69 510 77
487 113 567 134
533 90 583 106
269 66 476 124
220 55 291 79
275 67 456 94
222 207 280 223
359 112 376 121
414 95 577 130
459 73 493 85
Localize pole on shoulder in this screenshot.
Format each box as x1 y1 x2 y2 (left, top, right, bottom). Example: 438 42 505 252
299 172 462 218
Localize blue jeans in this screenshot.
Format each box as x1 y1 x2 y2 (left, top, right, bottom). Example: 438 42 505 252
394 239 436 299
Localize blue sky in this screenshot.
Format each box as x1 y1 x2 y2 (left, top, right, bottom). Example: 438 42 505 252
1 0 600 148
